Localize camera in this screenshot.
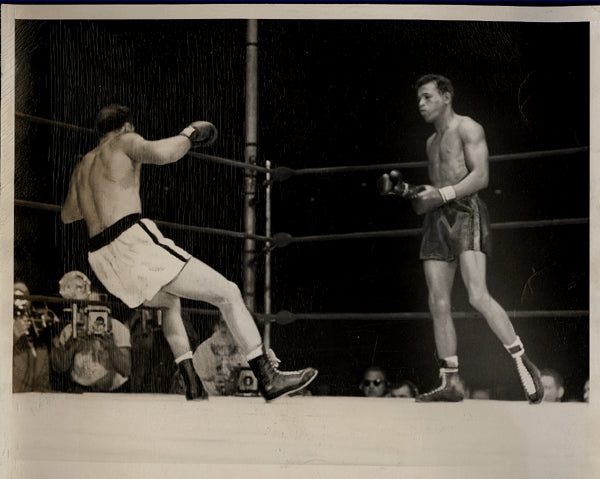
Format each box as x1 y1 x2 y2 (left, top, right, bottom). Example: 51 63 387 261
236 367 258 396
84 306 112 335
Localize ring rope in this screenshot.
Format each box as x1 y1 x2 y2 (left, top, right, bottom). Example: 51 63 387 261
14 199 269 242
267 217 588 248
256 309 589 323
188 150 268 175
19 294 220 317
16 295 586 323
15 199 587 246
16 111 95 135
15 111 588 178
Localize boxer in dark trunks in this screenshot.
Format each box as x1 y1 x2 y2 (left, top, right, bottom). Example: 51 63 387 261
377 75 543 403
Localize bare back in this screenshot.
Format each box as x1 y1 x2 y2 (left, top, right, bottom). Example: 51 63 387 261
426 115 474 187
73 133 142 237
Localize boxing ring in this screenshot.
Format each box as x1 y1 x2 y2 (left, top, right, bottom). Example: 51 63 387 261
9 21 594 479
11 394 595 478
13 110 590 329
11 110 593 478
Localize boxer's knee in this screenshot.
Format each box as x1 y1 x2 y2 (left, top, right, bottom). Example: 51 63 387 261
467 287 490 312
428 293 452 316
215 280 244 307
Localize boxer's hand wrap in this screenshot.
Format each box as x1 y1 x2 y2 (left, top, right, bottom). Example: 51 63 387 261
180 121 218 147
438 185 457 203
409 185 456 215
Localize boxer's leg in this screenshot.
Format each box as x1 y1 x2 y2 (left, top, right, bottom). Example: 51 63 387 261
162 258 262 356
162 257 318 401
424 259 458 359
459 250 543 403
459 250 516 345
143 291 192 357
417 259 464 402
144 290 206 400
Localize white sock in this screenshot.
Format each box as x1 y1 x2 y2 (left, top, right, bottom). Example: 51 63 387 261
246 345 264 362
443 355 459 368
174 351 193 364
504 336 524 358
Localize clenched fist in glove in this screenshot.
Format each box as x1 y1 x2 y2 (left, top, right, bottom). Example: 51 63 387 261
180 121 218 146
376 170 421 198
410 184 457 215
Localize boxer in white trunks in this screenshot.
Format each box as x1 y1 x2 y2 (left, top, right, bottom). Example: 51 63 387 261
61 104 317 400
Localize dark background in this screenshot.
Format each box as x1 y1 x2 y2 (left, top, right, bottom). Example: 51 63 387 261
14 19 589 399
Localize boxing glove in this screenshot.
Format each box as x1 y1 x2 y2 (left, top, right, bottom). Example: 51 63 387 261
377 169 421 198
410 184 456 215
180 121 218 146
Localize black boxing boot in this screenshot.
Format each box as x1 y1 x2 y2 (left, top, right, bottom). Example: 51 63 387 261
178 358 208 400
505 337 544 404
416 359 464 403
248 348 318 402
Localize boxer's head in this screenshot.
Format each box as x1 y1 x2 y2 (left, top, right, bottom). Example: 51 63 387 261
95 104 133 136
415 74 454 99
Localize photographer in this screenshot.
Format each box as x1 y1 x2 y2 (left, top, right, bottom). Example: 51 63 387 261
170 317 256 397
50 271 131 393
13 281 57 392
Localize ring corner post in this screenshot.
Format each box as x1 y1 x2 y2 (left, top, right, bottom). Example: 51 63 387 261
243 19 259 327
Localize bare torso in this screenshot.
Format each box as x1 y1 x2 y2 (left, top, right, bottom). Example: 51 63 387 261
426 114 472 187
74 132 142 237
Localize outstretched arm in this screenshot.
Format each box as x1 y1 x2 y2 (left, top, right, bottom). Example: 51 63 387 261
61 167 83 224
119 133 192 166
119 121 218 166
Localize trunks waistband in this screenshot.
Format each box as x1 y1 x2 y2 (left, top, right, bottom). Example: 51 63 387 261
88 213 142 252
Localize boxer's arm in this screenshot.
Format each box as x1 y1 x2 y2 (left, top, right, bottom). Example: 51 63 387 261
451 119 489 198
61 167 83 224
119 132 192 166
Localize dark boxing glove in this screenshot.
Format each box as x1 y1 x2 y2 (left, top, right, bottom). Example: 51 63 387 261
180 121 218 146
377 169 421 198
410 184 456 215
376 173 395 195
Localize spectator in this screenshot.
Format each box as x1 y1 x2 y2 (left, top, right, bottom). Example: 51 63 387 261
540 368 565 403
50 271 131 392
126 309 176 393
12 281 57 392
359 366 389 398
389 379 419 398
192 318 254 396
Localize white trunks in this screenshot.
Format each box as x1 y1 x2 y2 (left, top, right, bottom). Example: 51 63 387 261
88 214 191 308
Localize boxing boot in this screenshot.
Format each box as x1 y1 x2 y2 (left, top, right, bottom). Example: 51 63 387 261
178 358 208 400
505 337 544 404
249 348 318 401
416 366 464 403
513 353 544 404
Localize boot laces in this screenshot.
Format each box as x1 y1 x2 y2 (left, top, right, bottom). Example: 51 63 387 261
266 348 281 369
266 349 302 376
515 357 536 395
420 373 448 397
